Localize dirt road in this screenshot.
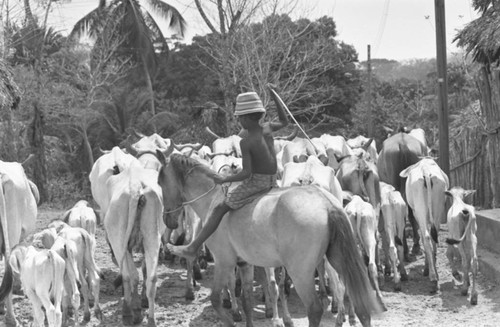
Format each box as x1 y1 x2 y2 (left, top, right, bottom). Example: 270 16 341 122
2 208 500 327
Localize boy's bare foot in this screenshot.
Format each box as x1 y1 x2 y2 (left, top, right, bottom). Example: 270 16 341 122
166 243 197 261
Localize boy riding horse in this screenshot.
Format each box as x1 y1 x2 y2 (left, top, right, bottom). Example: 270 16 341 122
167 86 289 260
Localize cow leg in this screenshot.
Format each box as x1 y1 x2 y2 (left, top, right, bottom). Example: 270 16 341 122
277 267 293 327
325 263 345 327
446 245 461 282
26 290 45 327
422 231 439 293
458 244 470 297
378 214 391 276
238 263 255 327
316 259 331 311
211 264 237 327
78 265 92 322
185 258 195 301
408 209 421 255
470 234 479 305
264 267 285 327
143 239 161 326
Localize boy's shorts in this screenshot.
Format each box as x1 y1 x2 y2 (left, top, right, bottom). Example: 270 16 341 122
225 174 277 209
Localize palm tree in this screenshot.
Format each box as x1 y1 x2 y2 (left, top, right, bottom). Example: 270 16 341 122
70 0 186 116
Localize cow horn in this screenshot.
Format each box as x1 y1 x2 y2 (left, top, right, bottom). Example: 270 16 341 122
131 129 145 139
160 141 175 157
21 154 35 167
205 126 221 138
362 138 374 151
123 142 138 156
275 126 299 140
174 143 204 151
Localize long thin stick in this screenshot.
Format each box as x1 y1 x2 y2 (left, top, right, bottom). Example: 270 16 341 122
269 88 319 152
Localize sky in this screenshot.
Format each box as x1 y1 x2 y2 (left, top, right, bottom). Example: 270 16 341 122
39 0 480 61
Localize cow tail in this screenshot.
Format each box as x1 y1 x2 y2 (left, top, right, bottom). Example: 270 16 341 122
119 186 144 268
48 250 63 305
0 176 13 303
425 174 438 244
64 243 81 288
446 212 474 245
325 205 382 323
83 232 104 280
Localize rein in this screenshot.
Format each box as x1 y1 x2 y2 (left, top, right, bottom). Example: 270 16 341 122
163 185 217 214
163 163 218 215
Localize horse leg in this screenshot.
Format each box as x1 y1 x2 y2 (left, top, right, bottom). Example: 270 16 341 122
4 294 18 326
264 267 285 327
211 264 237 327
287 267 323 327
238 263 255 327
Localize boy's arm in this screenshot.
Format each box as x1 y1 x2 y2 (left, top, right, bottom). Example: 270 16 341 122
267 84 289 132
214 139 252 184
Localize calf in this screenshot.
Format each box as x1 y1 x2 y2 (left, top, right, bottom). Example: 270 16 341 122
400 158 449 293
445 187 478 305
344 195 385 309
48 221 103 322
62 200 100 236
380 182 408 290
7 244 66 327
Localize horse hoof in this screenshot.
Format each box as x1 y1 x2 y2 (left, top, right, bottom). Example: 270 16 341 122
265 308 274 319
185 290 195 301
471 293 478 305
94 308 103 321
423 267 429 277
232 310 242 322
222 298 232 309
430 281 439 294
148 317 156 326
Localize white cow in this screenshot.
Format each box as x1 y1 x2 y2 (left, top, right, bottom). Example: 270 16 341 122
400 158 449 293
281 155 343 204
0 160 38 325
49 221 104 324
347 135 379 163
8 245 66 327
89 147 138 218
445 187 478 305
319 134 353 170
379 182 408 290
62 200 99 236
344 195 385 309
105 158 165 325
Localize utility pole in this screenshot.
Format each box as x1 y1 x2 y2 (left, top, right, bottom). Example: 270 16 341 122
434 0 450 176
367 44 373 137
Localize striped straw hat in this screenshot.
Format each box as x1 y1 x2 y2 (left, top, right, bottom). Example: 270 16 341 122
234 92 266 116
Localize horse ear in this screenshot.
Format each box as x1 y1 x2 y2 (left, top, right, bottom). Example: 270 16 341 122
157 149 168 166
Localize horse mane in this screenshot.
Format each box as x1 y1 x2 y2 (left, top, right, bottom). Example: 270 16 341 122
169 153 217 182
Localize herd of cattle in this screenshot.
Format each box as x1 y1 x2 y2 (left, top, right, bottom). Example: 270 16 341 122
0 126 480 327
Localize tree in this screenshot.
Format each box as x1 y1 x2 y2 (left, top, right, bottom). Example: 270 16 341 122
70 0 186 116
454 0 500 207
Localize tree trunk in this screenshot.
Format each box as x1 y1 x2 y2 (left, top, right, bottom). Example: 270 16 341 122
29 102 48 203
477 65 500 207
82 126 94 172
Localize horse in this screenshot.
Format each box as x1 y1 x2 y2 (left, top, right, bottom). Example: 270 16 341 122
156 152 383 327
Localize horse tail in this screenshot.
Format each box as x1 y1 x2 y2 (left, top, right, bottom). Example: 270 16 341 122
325 205 383 322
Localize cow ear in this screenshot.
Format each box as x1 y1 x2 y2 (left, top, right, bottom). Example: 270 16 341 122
62 209 71 223
444 190 452 197
399 167 411 178
156 149 168 166
464 190 476 199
